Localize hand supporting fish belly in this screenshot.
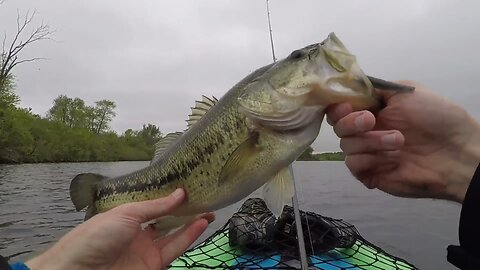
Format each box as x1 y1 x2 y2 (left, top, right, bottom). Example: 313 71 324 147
70 33 413 233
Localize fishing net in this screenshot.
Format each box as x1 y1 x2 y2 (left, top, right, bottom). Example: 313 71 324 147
169 198 418 269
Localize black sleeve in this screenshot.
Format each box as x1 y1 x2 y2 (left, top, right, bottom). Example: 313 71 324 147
447 164 480 270
0 255 12 270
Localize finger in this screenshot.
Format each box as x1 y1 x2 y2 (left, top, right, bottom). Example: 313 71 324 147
158 218 209 266
326 103 353 125
345 151 400 186
333 111 376 137
340 130 404 155
112 188 186 223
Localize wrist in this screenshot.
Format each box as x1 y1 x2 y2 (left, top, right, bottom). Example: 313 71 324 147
446 116 480 203
25 253 65 270
25 250 85 270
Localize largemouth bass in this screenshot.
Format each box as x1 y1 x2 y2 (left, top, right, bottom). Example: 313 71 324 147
70 33 401 226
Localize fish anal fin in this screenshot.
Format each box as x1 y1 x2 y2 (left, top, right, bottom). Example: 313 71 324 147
84 205 97 221
150 213 216 237
150 215 194 236
218 131 261 186
186 95 218 128
262 167 294 217
151 132 183 164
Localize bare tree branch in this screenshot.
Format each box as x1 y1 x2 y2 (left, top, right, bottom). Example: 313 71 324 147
0 8 53 80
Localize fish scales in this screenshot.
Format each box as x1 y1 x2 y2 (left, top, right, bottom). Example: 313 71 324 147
93 65 271 215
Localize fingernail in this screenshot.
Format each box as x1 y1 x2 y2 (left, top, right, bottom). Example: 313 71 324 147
381 133 397 147
354 114 365 131
171 188 184 199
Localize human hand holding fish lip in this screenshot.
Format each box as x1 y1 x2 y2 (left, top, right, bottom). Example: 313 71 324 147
27 188 213 270
326 81 480 203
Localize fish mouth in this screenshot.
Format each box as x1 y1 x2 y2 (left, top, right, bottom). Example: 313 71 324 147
238 33 405 129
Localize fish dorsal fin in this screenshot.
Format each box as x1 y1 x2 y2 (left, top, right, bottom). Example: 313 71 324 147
186 95 218 128
151 131 183 164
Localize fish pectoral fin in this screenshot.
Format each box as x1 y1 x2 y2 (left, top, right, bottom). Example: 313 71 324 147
218 131 261 186
262 167 294 217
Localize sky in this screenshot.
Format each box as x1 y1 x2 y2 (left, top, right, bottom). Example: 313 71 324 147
1 0 479 152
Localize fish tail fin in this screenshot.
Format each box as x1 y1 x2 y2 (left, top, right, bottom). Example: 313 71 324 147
69 173 106 220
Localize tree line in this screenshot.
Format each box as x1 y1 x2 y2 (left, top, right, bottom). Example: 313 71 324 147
0 90 163 163
297 146 345 161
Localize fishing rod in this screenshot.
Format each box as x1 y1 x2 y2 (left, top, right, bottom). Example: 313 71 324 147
265 1 309 269
266 0 277 63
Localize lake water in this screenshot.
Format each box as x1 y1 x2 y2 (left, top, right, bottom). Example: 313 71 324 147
0 161 460 269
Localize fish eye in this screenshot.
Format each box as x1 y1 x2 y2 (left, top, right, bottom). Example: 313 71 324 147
289 50 305 60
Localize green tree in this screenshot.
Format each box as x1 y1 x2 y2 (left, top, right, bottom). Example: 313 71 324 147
47 95 88 128
297 146 315 161
92 99 116 134
0 108 35 163
69 97 87 128
137 124 162 146
47 96 117 133
0 73 19 108
47 95 73 125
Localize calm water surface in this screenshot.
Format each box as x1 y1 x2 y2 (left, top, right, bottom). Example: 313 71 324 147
0 161 460 269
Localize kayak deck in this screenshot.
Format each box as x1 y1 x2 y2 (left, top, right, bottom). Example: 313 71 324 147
169 198 417 269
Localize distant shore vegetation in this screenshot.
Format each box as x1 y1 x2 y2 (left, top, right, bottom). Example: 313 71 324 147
296 146 345 161
0 90 163 164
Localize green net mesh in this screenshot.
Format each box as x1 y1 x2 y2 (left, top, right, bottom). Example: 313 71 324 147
169 198 417 269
